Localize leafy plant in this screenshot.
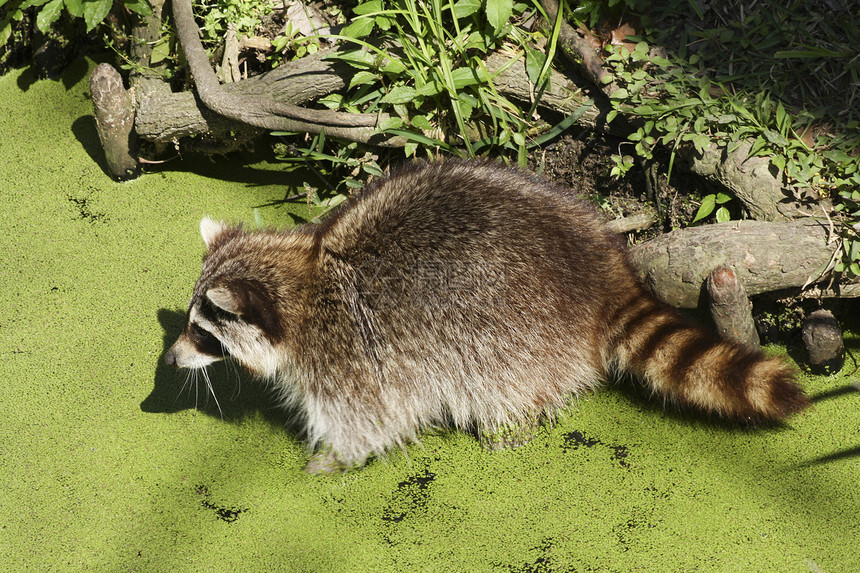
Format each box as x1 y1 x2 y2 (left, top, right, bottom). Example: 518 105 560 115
271 129 385 221
192 0 272 50
0 0 151 47
691 192 732 224
306 0 560 163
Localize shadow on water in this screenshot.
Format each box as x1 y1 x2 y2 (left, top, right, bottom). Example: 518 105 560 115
71 114 111 178
803 382 860 466
141 308 298 433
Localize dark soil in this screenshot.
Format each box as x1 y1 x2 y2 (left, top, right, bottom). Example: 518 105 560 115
532 128 706 242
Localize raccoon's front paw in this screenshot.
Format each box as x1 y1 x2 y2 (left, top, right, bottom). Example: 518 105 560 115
479 419 539 451
304 446 347 475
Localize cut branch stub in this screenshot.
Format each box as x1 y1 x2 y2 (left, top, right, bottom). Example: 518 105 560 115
89 63 139 181
801 309 845 375
706 265 760 348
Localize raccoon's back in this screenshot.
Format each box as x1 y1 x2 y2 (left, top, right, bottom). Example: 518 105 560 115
304 159 807 425
301 161 632 423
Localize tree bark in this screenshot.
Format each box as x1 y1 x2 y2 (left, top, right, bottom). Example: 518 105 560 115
679 140 803 221
627 219 842 308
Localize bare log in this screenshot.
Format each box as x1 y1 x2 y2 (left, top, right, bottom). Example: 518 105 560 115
89 63 139 180
706 265 760 347
628 219 839 308
135 49 357 143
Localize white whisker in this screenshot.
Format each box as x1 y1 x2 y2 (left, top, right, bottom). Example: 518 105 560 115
201 367 224 420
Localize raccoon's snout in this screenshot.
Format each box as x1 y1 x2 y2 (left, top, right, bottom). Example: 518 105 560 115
164 326 228 369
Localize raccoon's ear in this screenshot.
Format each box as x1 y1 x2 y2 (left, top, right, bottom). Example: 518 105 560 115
200 217 227 251
205 285 242 316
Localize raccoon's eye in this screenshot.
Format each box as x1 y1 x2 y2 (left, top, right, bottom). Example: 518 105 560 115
188 323 228 357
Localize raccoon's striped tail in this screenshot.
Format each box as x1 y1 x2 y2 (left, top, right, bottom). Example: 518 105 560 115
612 293 809 423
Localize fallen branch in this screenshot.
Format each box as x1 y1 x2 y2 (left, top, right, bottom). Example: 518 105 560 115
90 63 139 180
628 219 844 308
133 48 604 147
801 309 845 374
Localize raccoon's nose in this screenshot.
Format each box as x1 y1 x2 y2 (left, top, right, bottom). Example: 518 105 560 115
164 347 177 367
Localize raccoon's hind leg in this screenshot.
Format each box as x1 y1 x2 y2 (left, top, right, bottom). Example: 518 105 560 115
304 444 347 475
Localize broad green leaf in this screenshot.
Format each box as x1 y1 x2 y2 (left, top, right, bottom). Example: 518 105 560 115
342 17 375 39
381 85 417 104
484 0 512 35
328 49 375 68
849 239 860 262
35 0 63 32
771 154 786 172
453 0 481 18
775 101 787 133
149 37 170 65
0 21 9 47
524 46 546 85
378 116 404 131
65 0 83 17
449 66 487 88
823 150 852 163
352 0 381 15
363 163 384 176
692 194 716 223
411 115 434 131
83 0 112 32
416 78 460 98
349 70 377 89
715 192 732 204
609 88 629 99
320 194 348 208
123 0 151 17
381 57 406 75
748 135 767 156
715 206 730 223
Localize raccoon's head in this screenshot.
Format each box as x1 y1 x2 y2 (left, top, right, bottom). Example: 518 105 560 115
164 217 313 379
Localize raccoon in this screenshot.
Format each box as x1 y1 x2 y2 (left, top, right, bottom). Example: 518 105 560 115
164 159 808 473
